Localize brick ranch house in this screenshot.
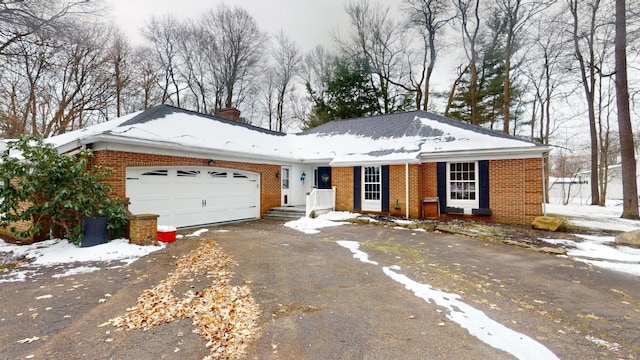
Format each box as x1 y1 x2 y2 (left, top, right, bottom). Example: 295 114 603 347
1 105 549 242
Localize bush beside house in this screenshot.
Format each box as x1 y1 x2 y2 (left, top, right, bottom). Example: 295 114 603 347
0 137 127 245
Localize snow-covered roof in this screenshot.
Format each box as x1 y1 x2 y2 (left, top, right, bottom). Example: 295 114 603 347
46 105 548 165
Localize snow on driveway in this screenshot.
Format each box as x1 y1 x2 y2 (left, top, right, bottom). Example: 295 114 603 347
284 211 359 234
338 240 559 360
0 228 211 283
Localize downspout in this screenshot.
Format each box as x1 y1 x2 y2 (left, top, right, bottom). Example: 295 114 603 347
542 153 547 216
405 162 410 218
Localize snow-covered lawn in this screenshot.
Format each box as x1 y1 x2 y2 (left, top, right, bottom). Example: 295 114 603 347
545 202 640 232
0 228 211 283
543 202 640 277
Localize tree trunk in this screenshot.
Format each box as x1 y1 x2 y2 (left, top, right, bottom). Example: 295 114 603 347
469 60 478 125
614 0 639 219
570 0 600 205
503 31 512 134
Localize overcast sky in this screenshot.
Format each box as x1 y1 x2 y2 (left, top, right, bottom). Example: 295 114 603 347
107 0 355 51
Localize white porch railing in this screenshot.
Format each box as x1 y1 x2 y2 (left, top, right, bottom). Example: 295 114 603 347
305 186 336 217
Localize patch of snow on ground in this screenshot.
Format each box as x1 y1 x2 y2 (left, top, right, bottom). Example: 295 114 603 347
336 241 378 265
52 266 101 278
185 229 209 237
585 335 620 352
284 211 358 234
546 202 640 232
337 241 559 360
20 239 163 266
0 238 167 282
393 219 414 226
540 235 640 276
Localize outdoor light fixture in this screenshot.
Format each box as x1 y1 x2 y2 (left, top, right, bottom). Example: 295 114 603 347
300 172 306 181
275 171 280 179
207 159 215 166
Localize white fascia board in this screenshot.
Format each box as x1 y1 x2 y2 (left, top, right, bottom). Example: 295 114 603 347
54 139 84 155
84 135 305 166
420 146 549 162
329 158 422 167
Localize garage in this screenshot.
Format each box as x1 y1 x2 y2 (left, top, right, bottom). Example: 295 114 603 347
126 166 260 228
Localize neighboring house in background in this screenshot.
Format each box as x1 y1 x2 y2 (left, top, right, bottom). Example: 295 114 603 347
0 105 549 241
548 159 640 205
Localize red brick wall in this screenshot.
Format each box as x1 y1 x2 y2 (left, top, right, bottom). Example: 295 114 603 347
388 164 421 218
331 160 543 225
420 163 440 218
91 150 281 217
490 158 543 225
332 167 353 212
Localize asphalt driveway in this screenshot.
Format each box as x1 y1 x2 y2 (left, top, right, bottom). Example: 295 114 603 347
216 219 639 359
1 219 638 359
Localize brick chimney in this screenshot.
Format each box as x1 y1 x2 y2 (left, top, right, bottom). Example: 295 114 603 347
216 107 241 121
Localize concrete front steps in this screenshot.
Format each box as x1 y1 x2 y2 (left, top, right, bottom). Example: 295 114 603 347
263 206 306 220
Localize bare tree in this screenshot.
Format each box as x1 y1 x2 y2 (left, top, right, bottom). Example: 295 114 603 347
523 13 568 146
260 68 277 130
142 15 184 107
199 5 267 110
43 20 114 135
0 0 94 55
339 0 409 113
271 31 301 132
453 0 482 125
614 0 639 218
176 23 211 114
301 46 335 107
567 0 614 206
129 47 163 111
495 0 552 134
402 0 454 110
108 29 132 118
0 17 115 137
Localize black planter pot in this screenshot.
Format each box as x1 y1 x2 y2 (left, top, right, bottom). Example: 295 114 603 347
80 217 109 247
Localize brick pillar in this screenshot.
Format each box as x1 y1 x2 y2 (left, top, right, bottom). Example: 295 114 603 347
128 213 159 246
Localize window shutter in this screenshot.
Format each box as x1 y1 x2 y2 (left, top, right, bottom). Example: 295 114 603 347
437 162 447 214
382 165 390 212
478 160 489 209
353 166 361 211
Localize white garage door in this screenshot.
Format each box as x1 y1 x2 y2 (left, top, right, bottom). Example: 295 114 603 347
126 166 260 228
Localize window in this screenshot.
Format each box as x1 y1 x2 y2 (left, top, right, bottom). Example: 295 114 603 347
209 171 227 178
447 162 478 208
141 170 168 176
282 167 290 189
177 170 200 177
363 166 381 201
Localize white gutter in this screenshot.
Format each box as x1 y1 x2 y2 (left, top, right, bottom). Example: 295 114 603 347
420 146 550 162
542 152 548 216
330 157 421 167
405 162 409 218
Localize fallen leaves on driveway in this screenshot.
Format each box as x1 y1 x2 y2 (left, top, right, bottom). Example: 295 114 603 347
110 240 261 360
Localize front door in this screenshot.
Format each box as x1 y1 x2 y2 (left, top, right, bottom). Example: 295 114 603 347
317 167 332 189
281 166 291 205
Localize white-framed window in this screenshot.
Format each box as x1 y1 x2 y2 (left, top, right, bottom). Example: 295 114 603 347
363 166 381 200
447 162 479 209
281 167 290 190
362 166 382 211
